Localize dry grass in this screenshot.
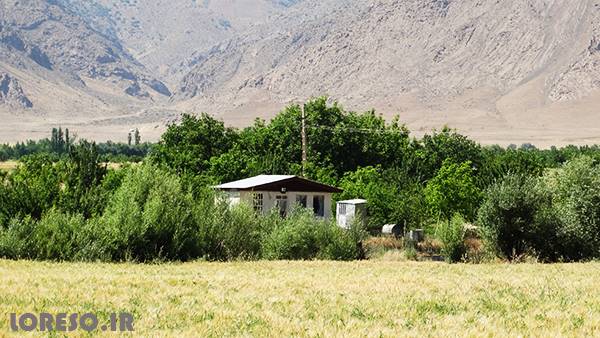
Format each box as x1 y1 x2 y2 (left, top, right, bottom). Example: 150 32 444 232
1 260 600 337
0 161 18 172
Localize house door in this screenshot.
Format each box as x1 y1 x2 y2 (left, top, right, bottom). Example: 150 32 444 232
276 195 288 217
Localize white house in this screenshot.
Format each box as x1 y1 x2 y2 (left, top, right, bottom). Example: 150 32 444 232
214 175 342 219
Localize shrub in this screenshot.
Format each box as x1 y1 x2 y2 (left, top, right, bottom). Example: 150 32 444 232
219 203 265 260
0 210 85 261
192 191 274 261
30 209 85 260
262 210 323 260
262 209 363 261
544 156 600 260
435 214 466 263
0 217 36 259
477 173 558 260
97 163 199 261
317 223 363 261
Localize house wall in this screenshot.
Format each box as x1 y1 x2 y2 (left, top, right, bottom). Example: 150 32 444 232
234 190 333 219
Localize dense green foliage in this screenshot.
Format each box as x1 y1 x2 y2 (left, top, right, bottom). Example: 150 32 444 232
425 160 480 221
477 174 557 260
545 157 600 260
5 97 600 262
478 158 600 262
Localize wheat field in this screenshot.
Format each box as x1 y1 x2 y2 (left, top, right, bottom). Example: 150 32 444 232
0 161 18 172
1 260 599 337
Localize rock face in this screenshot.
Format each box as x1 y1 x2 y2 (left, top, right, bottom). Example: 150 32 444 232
93 0 301 85
0 0 170 99
178 0 600 108
2 0 600 145
0 72 32 108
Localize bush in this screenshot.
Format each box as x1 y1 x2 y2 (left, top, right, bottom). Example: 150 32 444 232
97 163 199 262
545 156 600 260
262 209 362 261
0 210 85 261
30 209 85 260
191 191 274 261
318 224 364 261
0 217 36 259
262 210 323 260
219 203 266 260
435 214 466 263
477 173 558 260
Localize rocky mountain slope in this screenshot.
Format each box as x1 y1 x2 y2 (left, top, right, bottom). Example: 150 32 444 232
1 0 600 146
176 0 600 145
0 72 32 108
93 0 302 85
0 0 171 99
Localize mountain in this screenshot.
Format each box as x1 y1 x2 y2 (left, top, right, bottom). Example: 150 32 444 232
0 0 176 141
0 0 171 98
1 0 600 146
94 0 303 85
176 0 600 146
0 0 300 142
0 72 32 108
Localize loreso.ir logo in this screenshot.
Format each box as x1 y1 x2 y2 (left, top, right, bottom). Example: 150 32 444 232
8 313 134 333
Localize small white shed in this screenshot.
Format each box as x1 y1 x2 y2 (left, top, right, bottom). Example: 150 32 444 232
336 199 367 229
214 175 342 219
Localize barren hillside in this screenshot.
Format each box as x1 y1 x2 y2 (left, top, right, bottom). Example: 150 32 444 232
1 0 600 146
176 0 600 146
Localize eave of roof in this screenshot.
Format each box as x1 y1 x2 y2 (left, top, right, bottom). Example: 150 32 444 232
214 175 342 193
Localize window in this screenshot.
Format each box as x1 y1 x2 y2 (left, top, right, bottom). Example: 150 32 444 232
276 195 288 217
253 193 264 212
338 203 346 216
296 195 307 208
313 195 325 217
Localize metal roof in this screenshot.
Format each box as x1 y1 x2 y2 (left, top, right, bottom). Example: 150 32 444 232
337 199 367 205
215 175 294 189
214 175 342 193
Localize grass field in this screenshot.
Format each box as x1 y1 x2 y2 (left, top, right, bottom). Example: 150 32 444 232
1 260 600 337
0 161 18 172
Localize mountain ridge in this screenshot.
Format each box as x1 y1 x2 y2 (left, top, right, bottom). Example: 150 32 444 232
2 0 600 146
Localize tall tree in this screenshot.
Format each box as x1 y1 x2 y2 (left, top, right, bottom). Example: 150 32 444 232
134 128 141 145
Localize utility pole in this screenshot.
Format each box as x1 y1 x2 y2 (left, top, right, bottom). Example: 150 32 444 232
301 103 308 177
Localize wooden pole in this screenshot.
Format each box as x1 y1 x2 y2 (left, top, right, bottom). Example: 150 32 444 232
301 103 307 177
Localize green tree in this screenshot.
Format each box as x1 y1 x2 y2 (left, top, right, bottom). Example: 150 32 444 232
436 214 467 263
0 154 61 222
134 128 141 145
411 127 483 182
544 156 600 260
59 141 108 218
425 160 480 221
151 113 237 176
96 163 199 261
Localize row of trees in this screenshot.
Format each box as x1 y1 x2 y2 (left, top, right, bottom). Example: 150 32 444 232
4 97 600 262
0 130 152 163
